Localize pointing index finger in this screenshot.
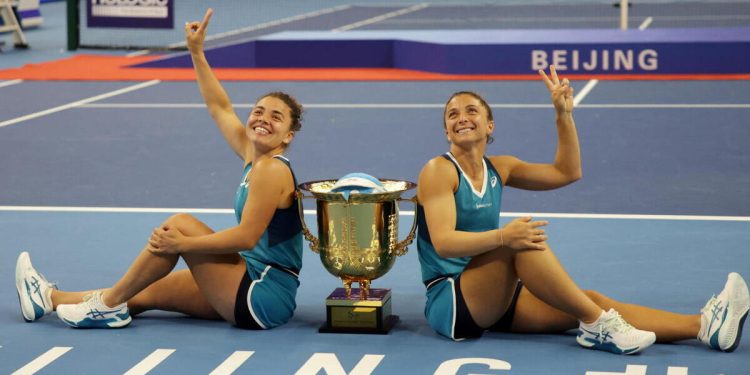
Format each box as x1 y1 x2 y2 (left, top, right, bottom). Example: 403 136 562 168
198 8 213 32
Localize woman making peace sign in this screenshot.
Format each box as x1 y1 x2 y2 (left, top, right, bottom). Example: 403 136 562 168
416 66 749 354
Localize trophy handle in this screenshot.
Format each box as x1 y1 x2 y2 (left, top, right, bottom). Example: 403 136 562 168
296 191 321 253
392 195 418 256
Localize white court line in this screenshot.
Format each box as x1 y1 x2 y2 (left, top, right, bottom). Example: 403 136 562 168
499 212 750 222
586 365 647 375
1 206 749 222
126 50 151 58
128 5 352 57
639 16 654 30
0 205 234 214
653 15 750 21
573 79 599 107
0 79 23 88
80 103 750 109
209 351 255 375
0 80 160 129
188 5 351 45
11 347 72 375
333 3 429 32
82 103 548 109
123 349 176 375
578 104 750 109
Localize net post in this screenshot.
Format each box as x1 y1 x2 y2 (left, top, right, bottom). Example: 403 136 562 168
619 0 629 30
66 0 79 50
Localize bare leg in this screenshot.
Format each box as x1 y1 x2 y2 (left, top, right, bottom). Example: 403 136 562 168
460 242 601 328
511 288 700 343
459 245 521 327
51 290 95 309
513 243 602 323
52 213 247 324
103 245 181 308
128 269 222 319
586 290 699 342
49 246 178 310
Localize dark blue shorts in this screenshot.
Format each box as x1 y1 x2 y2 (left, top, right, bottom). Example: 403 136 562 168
424 275 523 340
234 263 299 330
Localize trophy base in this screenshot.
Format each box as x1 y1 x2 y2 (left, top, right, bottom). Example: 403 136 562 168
319 288 399 334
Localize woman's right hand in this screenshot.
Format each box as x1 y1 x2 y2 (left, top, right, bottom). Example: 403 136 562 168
185 8 213 54
501 216 549 251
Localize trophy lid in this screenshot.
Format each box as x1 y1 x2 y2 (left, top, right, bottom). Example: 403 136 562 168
299 179 416 203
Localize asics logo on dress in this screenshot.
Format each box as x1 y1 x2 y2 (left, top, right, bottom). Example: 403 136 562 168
491 176 497 188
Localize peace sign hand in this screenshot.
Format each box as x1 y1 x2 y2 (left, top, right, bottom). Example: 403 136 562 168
185 8 213 54
539 65 574 115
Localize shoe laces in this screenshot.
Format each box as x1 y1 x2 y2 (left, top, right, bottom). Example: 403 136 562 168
82 292 95 302
81 291 103 310
82 290 122 312
30 267 58 291
601 310 633 333
701 295 720 314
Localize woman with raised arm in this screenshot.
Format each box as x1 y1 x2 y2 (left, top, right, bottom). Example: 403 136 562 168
416 66 749 354
15 8 305 330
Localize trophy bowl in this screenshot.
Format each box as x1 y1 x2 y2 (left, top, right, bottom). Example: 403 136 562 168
297 179 417 299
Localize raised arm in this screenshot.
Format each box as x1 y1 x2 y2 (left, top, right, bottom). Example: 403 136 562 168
497 65 581 191
186 9 249 159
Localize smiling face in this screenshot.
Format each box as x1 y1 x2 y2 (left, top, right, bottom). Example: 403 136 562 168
443 92 494 147
246 96 295 152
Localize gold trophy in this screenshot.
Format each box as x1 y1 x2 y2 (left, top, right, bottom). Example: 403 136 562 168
298 174 416 334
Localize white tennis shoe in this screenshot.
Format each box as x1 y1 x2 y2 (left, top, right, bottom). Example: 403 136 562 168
57 290 131 328
15 251 56 322
698 272 750 352
577 308 656 355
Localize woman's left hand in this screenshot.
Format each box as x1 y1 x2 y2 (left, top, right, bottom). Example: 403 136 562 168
539 65 574 115
147 225 186 255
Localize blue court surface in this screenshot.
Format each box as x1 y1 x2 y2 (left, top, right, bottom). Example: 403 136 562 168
2 1 750 375
2 78 749 375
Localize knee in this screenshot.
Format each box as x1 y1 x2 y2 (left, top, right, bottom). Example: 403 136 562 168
160 213 213 238
164 213 197 228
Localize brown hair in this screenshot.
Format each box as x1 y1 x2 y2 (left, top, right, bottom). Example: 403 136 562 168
444 91 494 144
